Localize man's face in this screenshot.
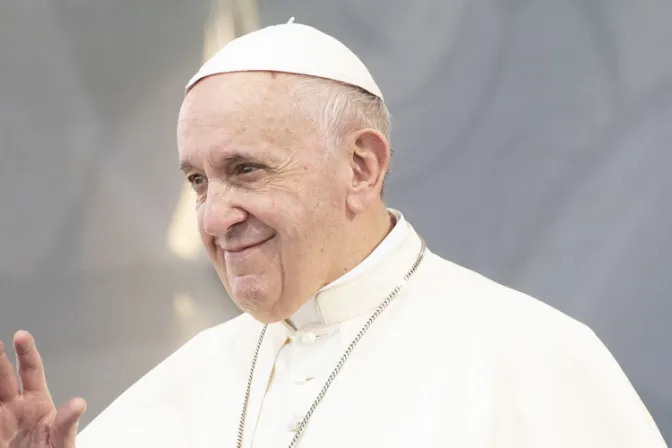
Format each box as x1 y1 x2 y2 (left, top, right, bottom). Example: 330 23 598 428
177 73 350 323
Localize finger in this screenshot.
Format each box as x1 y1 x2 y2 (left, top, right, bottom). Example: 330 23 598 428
50 397 87 448
0 339 20 402
13 330 48 393
31 424 50 446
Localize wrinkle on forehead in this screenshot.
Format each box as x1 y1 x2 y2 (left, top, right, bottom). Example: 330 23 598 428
178 72 327 164
182 73 310 129
182 72 302 117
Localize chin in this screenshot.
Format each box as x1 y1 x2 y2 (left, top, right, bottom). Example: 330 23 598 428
223 272 295 323
230 287 284 323
236 294 298 324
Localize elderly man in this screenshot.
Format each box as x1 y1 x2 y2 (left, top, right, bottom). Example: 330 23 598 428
0 20 667 448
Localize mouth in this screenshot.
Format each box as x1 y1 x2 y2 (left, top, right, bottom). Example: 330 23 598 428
222 234 275 256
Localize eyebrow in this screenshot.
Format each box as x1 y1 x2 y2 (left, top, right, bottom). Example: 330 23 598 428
179 160 195 173
179 152 265 174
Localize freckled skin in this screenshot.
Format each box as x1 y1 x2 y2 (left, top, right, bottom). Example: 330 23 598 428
177 72 391 323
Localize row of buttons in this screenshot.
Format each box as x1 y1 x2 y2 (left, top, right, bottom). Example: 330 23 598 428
289 339 313 433
289 332 317 402
285 329 335 432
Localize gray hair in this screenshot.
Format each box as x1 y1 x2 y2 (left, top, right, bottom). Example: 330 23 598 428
288 76 392 152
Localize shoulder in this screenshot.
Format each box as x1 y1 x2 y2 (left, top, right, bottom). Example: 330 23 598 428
127 313 259 371
412 249 596 348
186 312 272 366
193 312 261 349
77 313 262 446
413 250 628 388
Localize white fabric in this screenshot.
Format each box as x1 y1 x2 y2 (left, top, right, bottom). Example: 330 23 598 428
77 220 667 448
185 20 384 100
285 209 407 330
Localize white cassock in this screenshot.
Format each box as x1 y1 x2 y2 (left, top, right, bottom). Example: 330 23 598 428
77 211 667 447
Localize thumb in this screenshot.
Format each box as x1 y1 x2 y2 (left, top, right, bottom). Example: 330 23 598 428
50 397 87 448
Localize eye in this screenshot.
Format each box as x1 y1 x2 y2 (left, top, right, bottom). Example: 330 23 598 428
233 164 261 176
187 173 207 186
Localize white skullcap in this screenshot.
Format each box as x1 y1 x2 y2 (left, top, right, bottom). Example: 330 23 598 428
185 18 384 100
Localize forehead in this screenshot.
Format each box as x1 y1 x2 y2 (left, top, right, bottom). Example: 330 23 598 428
177 72 316 164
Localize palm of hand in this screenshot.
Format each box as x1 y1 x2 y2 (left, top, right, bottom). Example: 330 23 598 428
0 332 86 448
1 393 56 447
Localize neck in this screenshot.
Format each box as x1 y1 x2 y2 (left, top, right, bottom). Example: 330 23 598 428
283 207 420 330
323 205 393 288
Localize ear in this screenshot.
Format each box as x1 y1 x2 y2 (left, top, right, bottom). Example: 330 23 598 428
345 128 391 213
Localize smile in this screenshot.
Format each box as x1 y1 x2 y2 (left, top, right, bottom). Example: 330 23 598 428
222 235 274 258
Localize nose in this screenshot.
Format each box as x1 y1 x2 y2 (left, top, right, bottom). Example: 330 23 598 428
201 184 247 237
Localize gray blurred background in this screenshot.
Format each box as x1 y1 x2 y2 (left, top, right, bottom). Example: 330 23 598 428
1 0 670 442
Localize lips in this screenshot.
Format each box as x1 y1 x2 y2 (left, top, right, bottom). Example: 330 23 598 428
221 234 274 254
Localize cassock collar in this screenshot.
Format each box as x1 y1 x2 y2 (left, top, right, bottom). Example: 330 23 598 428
283 209 422 332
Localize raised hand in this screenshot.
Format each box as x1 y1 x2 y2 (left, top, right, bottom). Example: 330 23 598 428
0 331 86 448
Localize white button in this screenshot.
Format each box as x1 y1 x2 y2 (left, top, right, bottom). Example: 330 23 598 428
301 332 317 344
294 375 314 385
288 415 303 432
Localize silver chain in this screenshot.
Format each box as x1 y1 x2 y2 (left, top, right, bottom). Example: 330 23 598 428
236 239 426 448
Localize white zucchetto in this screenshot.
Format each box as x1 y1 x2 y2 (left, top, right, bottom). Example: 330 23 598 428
185 18 383 100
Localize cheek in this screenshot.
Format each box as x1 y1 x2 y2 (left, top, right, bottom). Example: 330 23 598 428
244 193 301 231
